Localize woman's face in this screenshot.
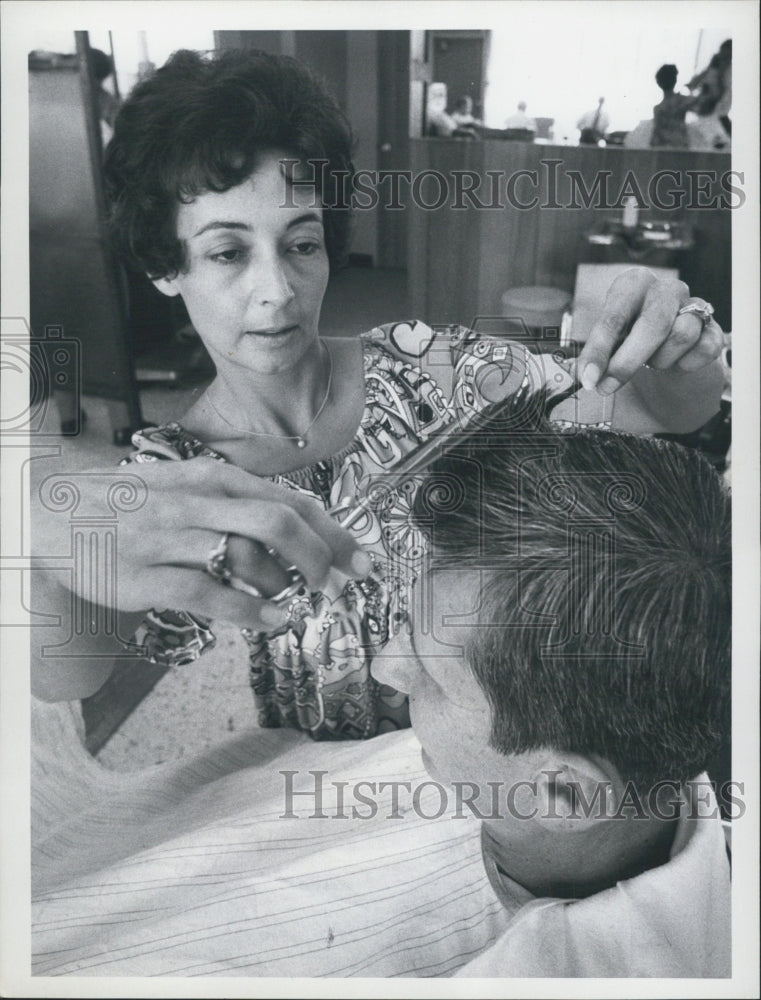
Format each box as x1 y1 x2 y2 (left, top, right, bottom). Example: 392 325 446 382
153 151 330 376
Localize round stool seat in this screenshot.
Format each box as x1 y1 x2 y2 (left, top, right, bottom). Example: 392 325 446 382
501 285 571 330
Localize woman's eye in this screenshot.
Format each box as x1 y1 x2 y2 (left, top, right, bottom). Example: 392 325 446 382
290 240 321 256
209 248 244 265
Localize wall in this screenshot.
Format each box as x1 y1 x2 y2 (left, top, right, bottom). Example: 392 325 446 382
29 62 141 426
345 33 379 262
483 24 732 137
408 139 732 331
216 29 380 262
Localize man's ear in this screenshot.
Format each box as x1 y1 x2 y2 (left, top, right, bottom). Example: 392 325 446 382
532 752 620 832
151 275 182 298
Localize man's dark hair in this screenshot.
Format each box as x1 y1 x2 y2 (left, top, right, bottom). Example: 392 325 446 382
89 48 113 82
655 64 678 92
413 408 731 790
103 48 355 278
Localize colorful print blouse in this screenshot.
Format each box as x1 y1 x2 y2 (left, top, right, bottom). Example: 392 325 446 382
121 322 613 740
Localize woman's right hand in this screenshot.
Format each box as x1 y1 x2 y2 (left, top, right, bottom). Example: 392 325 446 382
34 457 373 633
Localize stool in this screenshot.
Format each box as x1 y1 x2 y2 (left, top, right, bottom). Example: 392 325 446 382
501 285 571 335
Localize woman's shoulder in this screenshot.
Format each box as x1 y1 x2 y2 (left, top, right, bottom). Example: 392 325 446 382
119 422 227 464
359 319 467 367
358 319 612 427
360 318 550 377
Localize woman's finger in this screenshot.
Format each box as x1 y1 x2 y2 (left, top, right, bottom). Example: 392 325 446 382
594 285 692 392
646 317 724 371
135 458 373 581
138 566 289 631
582 277 696 394
188 496 364 591
211 463 373 579
577 269 653 389
145 527 293 597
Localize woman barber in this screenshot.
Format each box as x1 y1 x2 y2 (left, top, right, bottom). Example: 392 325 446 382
31 49 726 738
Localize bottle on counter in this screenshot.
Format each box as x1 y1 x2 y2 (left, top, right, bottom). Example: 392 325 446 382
622 195 639 229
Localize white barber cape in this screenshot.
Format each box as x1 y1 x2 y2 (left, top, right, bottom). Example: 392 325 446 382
461 786 731 978
31 698 730 978
32 698 514 977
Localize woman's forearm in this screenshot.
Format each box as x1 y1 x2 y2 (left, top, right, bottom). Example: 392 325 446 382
31 571 146 702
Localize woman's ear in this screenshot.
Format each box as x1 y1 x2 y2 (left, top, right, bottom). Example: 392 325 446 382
531 753 620 832
151 275 182 298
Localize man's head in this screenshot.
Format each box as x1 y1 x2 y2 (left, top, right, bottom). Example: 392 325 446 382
373 413 730 807
89 48 113 83
655 64 679 92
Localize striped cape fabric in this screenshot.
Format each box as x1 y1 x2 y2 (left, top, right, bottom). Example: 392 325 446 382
32 698 518 977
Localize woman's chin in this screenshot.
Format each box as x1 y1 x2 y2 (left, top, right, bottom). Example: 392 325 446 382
224 327 318 373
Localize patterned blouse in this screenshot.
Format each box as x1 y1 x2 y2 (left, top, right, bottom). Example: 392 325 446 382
121 321 611 741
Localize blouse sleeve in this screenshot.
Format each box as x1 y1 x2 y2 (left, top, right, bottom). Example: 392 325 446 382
364 320 613 430
117 423 226 666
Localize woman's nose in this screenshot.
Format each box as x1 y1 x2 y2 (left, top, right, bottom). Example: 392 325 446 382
246 252 295 310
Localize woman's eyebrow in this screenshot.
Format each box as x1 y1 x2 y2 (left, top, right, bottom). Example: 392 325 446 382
191 220 251 238
286 211 324 229
190 212 322 239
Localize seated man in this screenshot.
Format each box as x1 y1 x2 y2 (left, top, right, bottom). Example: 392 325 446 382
31 409 730 979
378 408 731 977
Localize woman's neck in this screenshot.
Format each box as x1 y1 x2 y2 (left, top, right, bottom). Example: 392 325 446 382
209 337 329 438
182 336 366 477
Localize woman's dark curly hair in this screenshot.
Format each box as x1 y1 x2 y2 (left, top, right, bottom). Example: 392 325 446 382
103 48 355 278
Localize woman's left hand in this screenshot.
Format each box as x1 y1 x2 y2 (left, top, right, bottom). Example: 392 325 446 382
576 268 725 395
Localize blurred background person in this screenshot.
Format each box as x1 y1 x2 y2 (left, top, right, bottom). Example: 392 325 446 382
426 81 457 136
89 46 121 145
650 64 698 148
689 38 731 136
450 94 482 129
577 96 609 144
503 100 536 133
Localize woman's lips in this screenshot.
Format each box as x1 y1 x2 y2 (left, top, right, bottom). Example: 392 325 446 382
246 324 299 338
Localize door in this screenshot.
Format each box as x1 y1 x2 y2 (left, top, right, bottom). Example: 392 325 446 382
430 31 488 117
377 31 410 270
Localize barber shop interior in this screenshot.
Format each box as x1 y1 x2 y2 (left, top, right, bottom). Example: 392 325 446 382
20 18 748 983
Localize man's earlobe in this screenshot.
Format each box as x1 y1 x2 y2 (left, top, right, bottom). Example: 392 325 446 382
532 755 619 831
151 275 181 298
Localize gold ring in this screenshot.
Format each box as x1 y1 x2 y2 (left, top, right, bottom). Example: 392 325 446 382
205 532 264 599
206 534 304 606
677 299 715 329
269 566 309 609
205 532 231 583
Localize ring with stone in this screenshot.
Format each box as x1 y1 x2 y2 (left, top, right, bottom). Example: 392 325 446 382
677 299 715 330
269 566 309 610
205 533 299 605
264 546 309 609
205 531 232 584
206 532 265 598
